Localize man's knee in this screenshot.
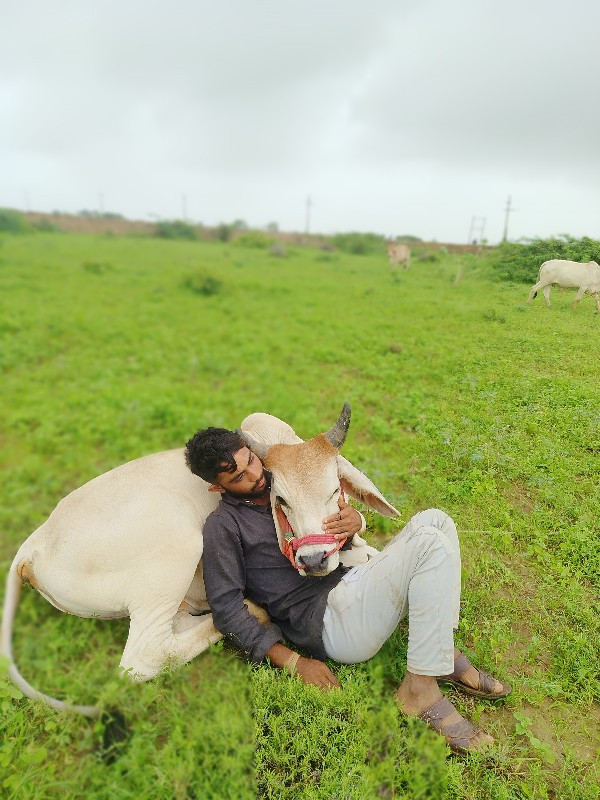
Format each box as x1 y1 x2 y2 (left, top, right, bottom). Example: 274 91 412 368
413 509 460 554
415 508 453 531
418 524 456 556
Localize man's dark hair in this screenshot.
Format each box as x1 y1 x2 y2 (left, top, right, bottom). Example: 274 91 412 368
185 427 246 483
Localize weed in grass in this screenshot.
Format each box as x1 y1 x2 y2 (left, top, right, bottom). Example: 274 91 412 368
82 261 112 275
182 271 223 296
482 309 506 324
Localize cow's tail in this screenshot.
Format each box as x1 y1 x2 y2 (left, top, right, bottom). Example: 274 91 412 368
1 555 101 717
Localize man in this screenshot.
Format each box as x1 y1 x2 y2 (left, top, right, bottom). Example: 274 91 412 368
185 427 511 755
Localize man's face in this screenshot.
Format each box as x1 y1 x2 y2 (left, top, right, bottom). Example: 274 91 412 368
210 447 269 500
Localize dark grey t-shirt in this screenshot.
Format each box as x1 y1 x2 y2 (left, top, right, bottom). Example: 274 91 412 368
202 491 345 662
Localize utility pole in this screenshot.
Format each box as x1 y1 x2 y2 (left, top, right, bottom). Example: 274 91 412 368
304 195 313 236
502 196 514 242
181 194 188 222
467 216 486 245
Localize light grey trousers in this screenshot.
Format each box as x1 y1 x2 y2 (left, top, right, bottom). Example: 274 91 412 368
322 509 461 676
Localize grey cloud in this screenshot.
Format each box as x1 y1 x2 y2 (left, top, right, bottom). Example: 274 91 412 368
349 1 600 181
1 0 599 240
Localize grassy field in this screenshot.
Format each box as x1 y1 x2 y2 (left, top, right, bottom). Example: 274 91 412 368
0 232 598 799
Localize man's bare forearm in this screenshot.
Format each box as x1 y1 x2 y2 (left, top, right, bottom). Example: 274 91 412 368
266 642 298 669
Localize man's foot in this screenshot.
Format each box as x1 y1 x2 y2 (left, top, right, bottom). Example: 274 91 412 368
395 673 494 755
438 650 511 699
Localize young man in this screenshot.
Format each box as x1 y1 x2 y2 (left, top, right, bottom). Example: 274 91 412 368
185 427 511 755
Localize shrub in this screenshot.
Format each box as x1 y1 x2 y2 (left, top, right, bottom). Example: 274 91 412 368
155 220 198 240
416 250 441 263
0 208 29 234
215 223 234 242
489 236 600 283
215 220 248 242
33 219 61 233
182 271 222 296
331 232 386 255
395 235 422 243
234 231 273 249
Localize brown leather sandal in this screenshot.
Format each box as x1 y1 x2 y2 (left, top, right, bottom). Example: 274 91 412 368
419 696 491 755
438 652 511 699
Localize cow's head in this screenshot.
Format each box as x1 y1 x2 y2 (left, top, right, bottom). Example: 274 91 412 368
238 404 399 577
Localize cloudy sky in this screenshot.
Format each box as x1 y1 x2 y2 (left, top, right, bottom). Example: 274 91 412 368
2 0 599 243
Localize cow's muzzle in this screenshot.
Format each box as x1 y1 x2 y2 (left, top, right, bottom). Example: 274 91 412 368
295 549 331 573
281 534 346 574
275 492 347 574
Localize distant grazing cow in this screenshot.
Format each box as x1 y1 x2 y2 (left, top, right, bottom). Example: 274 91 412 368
386 242 411 269
527 259 600 312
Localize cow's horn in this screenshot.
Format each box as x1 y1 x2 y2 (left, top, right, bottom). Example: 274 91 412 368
324 403 351 449
236 429 269 461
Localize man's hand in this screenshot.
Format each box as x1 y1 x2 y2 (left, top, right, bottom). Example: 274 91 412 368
295 656 341 690
266 644 341 691
322 496 362 540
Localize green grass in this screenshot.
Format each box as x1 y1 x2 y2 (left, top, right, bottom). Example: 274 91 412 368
1 233 598 799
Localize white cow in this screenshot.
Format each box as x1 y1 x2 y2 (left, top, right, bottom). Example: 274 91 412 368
386 242 411 269
1 405 398 716
527 259 600 311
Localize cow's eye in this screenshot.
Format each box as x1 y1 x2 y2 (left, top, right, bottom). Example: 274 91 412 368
276 495 288 507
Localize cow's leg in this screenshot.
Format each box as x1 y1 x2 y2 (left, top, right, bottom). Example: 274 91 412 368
573 286 587 310
120 601 222 681
527 281 543 303
593 292 600 313
543 285 552 307
119 553 221 681
120 596 270 680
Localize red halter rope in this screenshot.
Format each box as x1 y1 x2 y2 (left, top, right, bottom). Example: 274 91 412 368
275 486 348 570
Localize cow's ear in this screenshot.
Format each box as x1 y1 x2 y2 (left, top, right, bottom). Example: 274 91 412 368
337 455 399 518
240 413 304 447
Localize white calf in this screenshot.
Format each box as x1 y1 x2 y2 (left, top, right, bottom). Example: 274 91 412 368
527 259 600 311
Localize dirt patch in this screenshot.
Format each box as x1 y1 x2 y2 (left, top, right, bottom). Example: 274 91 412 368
460 548 553 674
486 698 600 764
503 481 536 514
496 555 554 673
